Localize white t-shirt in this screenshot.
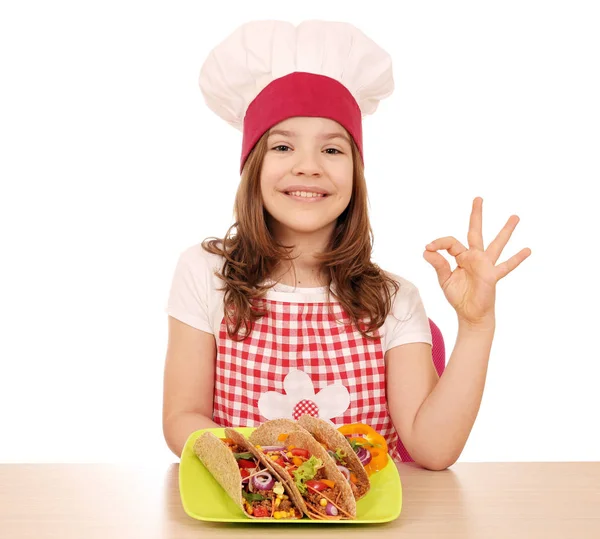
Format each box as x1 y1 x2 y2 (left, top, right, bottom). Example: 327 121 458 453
165 242 432 352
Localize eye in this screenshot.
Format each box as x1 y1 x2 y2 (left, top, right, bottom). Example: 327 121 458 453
272 145 292 152
324 148 342 155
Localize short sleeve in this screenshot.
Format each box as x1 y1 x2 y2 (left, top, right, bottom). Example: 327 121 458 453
165 245 214 334
385 277 433 351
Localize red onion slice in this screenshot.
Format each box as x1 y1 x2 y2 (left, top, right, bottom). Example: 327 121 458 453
261 445 285 452
325 502 338 516
252 471 275 491
355 446 372 466
337 465 351 481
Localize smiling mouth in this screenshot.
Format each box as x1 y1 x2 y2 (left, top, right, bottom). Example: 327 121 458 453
283 191 329 201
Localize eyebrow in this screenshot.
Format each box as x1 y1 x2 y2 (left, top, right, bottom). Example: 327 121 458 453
268 129 351 145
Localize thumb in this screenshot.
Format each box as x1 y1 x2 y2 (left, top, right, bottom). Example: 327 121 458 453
423 249 452 288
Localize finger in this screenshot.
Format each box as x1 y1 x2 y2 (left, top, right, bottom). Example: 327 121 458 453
423 250 453 287
467 197 484 251
494 247 532 280
426 236 468 258
486 215 520 264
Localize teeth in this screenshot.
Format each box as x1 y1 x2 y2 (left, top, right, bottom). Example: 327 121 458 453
288 191 324 198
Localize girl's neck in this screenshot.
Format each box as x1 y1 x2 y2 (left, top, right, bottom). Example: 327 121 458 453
268 221 333 287
272 262 328 288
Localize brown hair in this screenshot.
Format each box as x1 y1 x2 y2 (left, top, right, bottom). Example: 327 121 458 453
202 130 400 341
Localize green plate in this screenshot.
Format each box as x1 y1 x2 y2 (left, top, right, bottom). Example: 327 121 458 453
179 427 402 523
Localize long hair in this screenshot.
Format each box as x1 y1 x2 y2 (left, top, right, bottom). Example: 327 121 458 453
202 129 400 341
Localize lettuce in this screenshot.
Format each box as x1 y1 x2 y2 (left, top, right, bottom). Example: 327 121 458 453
242 491 265 502
293 455 323 494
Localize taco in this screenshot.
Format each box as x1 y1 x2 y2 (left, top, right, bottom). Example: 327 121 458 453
298 415 371 500
193 430 302 519
247 422 357 520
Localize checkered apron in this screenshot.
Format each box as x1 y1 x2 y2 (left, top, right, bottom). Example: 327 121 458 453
213 297 402 461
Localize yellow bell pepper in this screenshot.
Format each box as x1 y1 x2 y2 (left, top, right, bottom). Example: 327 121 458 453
337 423 388 476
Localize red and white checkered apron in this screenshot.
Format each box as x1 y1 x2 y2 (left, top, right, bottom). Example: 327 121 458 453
213 297 402 462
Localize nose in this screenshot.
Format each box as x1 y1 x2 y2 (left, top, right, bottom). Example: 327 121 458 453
291 150 323 177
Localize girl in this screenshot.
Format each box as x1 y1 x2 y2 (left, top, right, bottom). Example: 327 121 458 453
163 20 531 470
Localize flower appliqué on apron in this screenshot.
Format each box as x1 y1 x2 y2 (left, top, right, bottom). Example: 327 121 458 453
258 369 350 423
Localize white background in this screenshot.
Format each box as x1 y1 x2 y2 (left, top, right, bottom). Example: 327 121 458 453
1 0 598 463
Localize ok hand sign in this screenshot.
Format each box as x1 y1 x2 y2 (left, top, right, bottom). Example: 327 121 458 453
423 197 531 327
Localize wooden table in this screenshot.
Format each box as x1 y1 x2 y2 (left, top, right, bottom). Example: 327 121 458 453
1 462 599 538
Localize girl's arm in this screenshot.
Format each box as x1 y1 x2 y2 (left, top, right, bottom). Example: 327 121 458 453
391 197 529 469
386 317 495 471
163 316 219 458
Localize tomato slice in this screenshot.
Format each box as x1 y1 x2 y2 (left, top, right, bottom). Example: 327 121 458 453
253 506 269 517
238 459 257 469
240 468 250 478
291 448 310 458
305 480 328 491
275 457 286 467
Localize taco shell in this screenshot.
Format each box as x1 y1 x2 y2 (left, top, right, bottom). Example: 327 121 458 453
297 415 371 499
193 430 302 519
193 432 244 510
247 427 357 520
247 418 307 446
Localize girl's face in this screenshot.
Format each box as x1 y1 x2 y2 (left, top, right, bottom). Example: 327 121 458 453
260 117 354 239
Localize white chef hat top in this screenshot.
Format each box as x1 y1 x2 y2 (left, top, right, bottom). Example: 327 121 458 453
198 20 394 171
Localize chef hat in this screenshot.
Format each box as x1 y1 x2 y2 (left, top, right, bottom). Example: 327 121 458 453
199 20 394 173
